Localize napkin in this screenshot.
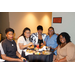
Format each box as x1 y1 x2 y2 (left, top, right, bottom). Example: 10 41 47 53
39 46 46 51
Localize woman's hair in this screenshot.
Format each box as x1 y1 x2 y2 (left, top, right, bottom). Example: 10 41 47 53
5 28 14 34
57 32 71 45
48 27 55 35
21 27 31 41
37 25 43 31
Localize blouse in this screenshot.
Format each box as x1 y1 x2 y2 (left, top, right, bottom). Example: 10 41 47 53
57 42 75 62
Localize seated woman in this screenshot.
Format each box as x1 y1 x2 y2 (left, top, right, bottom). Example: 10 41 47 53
17 27 33 58
44 27 58 57
54 32 75 62
31 25 47 47
1 28 26 62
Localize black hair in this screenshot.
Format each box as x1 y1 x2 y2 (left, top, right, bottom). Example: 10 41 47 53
37 25 43 31
5 28 14 34
21 27 31 41
48 27 55 34
57 32 71 45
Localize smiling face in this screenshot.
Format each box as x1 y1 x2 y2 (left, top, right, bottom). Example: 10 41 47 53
24 30 31 38
48 28 54 36
37 30 43 35
59 35 66 44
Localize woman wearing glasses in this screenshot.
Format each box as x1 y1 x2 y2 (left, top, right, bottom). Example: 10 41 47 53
17 27 33 58
44 27 58 61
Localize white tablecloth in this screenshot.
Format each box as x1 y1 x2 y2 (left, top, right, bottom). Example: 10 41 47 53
23 46 50 56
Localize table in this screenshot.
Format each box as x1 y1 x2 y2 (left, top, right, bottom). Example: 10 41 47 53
21 46 54 62
27 53 53 62
22 51 53 62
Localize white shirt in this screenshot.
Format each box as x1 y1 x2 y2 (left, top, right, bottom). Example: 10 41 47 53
0 43 5 54
17 36 30 55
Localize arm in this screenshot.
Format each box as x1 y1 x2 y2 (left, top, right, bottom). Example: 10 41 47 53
54 57 67 62
19 42 33 50
56 33 59 36
58 57 67 62
44 41 46 46
1 54 23 62
16 51 26 61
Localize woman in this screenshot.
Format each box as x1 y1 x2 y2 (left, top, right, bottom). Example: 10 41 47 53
54 32 75 62
17 27 33 57
1 28 26 62
44 27 58 56
31 25 46 47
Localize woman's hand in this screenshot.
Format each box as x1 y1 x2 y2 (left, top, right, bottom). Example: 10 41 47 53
20 57 26 62
41 43 43 46
54 59 59 62
28 42 33 46
16 59 23 62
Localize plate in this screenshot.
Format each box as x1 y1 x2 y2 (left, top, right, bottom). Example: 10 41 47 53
28 45 34 49
42 51 51 55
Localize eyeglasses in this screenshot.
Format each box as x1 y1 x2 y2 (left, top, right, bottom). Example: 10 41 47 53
48 30 53 32
25 32 30 34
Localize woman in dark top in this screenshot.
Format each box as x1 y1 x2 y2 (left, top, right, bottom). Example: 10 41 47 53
1 28 26 62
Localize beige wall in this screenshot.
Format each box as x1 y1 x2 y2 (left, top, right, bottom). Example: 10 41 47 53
9 12 52 38
0 12 9 38
0 12 1 33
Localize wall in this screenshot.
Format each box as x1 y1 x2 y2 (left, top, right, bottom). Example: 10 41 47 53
0 12 9 39
9 12 52 38
52 12 75 44
0 12 1 33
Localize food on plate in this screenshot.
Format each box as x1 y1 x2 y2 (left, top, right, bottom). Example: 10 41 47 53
35 51 41 55
28 45 34 49
26 50 35 53
42 51 51 55
34 47 38 50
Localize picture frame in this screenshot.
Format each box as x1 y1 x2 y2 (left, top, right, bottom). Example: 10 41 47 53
53 17 62 23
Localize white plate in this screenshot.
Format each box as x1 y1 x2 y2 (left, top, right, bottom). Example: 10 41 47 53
0 59 5 62
39 46 47 51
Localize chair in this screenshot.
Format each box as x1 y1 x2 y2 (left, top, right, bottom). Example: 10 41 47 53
0 51 1 59
0 43 5 62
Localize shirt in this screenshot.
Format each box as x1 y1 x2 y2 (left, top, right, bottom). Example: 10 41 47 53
17 36 30 55
2 39 17 58
44 34 58 55
31 32 47 45
44 34 58 48
57 42 75 62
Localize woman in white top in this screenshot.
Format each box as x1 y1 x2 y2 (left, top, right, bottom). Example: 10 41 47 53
17 27 33 57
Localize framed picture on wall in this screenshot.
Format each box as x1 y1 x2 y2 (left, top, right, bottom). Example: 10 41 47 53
53 17 62 23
